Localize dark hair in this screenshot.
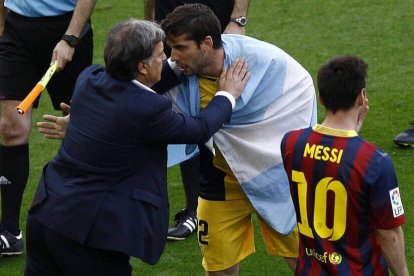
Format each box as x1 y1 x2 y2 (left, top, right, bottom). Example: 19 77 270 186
160 3 222 49
317 55 368 113
104 19 165 81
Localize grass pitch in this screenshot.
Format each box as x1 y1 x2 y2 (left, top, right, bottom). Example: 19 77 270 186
1 1 413 275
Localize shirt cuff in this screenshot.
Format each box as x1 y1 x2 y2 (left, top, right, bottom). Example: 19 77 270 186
167 58 182 77
215 91 236 110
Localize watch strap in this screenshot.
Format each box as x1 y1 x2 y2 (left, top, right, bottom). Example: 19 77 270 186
62 34 79 47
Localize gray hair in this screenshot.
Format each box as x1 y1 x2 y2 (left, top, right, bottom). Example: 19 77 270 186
104 19 165 81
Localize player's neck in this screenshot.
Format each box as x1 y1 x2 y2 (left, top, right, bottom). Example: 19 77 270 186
321 109 359 132
199 48 224 78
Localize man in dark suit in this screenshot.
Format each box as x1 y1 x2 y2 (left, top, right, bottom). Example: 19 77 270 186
24 19 248 275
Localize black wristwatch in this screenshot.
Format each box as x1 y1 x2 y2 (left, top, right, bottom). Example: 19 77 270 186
61 34 80 47
230 16 247 27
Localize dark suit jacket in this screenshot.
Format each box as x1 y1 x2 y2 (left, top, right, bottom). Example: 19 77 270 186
29 65 232 264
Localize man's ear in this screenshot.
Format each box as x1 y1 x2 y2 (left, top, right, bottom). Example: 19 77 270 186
137 62 148 75
357 88 366 106
201 36 213 52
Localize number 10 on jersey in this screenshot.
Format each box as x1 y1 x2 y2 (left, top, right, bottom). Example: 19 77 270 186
292 170 347 241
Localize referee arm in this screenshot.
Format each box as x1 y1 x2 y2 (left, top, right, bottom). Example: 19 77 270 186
52 0 97 70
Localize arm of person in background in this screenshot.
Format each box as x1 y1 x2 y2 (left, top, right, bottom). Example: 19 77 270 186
377 226 409 276
144 0 155 20
223 0 250 35
52 0 97 70
0 0 6 34
37 103 71 139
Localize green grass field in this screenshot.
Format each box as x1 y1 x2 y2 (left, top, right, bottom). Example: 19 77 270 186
1 1 413 275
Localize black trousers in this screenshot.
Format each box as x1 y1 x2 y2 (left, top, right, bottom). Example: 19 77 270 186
25 215 132 276
154 0 234 32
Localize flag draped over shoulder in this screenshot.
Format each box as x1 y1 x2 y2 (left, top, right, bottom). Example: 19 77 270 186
165 34 317 235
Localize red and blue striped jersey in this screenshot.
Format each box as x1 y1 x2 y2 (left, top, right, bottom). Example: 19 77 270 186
281 124 406 275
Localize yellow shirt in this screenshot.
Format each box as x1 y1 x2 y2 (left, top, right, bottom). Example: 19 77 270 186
198 75 245 200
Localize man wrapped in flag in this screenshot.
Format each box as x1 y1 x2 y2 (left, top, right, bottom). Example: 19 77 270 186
156 4 317 274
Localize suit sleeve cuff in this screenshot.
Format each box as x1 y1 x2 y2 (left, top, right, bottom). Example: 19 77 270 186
215 91 236 110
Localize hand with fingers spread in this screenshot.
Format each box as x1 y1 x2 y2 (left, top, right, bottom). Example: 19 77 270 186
218 58 249 100
37 102 70 140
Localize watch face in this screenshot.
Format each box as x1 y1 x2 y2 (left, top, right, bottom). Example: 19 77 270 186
238 17 247 25
62 34 79 47
234 16 247 26
68 37 76 46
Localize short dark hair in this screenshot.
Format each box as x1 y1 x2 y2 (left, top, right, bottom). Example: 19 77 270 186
104 19 165 81
317 55 368 113
160 3 222 49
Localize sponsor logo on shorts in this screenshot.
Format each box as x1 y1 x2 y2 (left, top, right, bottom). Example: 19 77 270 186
389 187 404 218
305 247 342 265
0 176 11 185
